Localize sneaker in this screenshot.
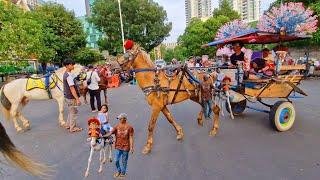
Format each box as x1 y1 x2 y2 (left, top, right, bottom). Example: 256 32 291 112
114 172 120 178
119 174 126 178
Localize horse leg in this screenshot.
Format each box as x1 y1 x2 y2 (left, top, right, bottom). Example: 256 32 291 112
102 146 106 164
197 110 204 126
84 89 88 105
209 104 220 137
103 89 108 104
142 107 161 155
56 97 66 127
98 148 103 173
18 112 30 130
84 148 94 177
10 104 23 133
191 98 204 127
108 144 113 162
162 106 184 140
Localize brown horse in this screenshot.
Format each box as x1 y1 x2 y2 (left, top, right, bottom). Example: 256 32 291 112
117 46 220 154
79 67 110 105
0 121 50 177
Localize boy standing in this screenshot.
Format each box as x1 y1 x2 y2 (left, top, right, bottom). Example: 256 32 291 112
63 58 82 133
105 113 134 178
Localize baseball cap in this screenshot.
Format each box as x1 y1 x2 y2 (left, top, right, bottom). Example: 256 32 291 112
117 113 128 120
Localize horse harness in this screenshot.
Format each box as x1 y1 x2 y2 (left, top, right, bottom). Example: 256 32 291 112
130 64 202 104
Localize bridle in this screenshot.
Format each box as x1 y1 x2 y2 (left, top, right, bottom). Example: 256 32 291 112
116 48 141 70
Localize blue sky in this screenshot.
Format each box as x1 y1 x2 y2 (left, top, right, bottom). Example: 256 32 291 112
51 0 276 42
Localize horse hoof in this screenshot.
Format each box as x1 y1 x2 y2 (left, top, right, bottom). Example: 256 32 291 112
84 172 89 177
98 169 102 173
176 133 184 141
109 158 113 163
209 129 217 137
60 121 66 127
16 127 23 133
176 129 184 140
142 146 151 155
197 119 203 127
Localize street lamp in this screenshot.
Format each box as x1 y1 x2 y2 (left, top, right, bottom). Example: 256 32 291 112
117 0 125 53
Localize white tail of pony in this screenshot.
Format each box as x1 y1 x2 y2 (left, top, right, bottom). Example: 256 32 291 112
0 87 11 122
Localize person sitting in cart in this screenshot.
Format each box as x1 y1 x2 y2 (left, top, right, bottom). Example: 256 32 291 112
230 42 245 66
230 41 250 79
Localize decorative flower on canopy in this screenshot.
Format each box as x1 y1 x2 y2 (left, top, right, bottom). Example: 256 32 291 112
257 2 318 36
215 19 254 40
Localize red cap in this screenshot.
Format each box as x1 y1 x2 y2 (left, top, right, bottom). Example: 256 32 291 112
223 76 231 82
124 40 134 50
88 118 100 126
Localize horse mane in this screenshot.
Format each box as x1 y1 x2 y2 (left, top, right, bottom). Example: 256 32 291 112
141 51 155 68
131 45 155 68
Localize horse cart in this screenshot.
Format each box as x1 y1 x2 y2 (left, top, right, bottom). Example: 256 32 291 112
205 30 310 132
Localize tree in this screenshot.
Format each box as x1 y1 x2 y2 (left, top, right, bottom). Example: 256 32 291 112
177 16 230 58
89 0 172 55
212 0 241 20
0 2 46 61
34 3 87 64
74 48 102 65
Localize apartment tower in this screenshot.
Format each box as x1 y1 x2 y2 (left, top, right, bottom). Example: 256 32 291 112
220 0 261 22
185 0 212 24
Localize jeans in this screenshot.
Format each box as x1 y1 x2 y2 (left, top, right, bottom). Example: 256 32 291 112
203 99 213 118
115 149 129 175
88 89 101 111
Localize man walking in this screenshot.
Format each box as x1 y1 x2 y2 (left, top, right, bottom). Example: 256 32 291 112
63 58 82 133
201 74 214 119
105 113 134 178
86 65 101 112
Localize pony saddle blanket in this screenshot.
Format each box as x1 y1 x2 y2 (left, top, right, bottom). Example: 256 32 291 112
26 76 57 91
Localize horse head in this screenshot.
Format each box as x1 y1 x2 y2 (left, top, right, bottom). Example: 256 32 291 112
88 118 101 147
117 45 154 72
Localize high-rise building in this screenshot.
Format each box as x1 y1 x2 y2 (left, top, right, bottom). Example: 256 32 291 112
185 0 212 24
219 0 260 22
85 0 95 16
78 0 103 49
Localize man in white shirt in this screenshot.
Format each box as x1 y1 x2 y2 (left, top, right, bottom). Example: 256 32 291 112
86 65 101 112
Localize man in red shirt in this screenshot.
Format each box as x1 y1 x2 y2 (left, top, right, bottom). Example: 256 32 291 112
105 113 134 178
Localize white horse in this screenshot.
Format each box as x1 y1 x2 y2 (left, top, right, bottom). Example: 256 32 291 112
0 64 83 132
85 118 113 177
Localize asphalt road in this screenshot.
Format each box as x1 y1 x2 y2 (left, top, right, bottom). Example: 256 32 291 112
1 80 320 180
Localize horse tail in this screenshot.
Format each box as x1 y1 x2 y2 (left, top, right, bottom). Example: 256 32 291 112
0 121 51 177
0 86 11 121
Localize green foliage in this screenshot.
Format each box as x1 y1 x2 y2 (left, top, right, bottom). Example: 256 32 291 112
0 2 46 61
212 0 241 20
177 16 230 58
0 2 87 65
89 0 172 55
74 48 103 65
163 46 187 62
34 3 87 64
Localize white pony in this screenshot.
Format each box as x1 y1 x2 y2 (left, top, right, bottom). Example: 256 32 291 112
85 118 113 177
0 64 83 132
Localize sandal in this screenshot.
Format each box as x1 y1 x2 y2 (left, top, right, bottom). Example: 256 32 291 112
70 127 83 133
114 172 120 178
